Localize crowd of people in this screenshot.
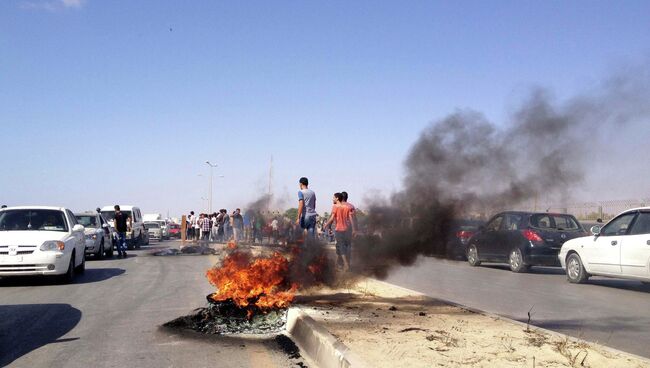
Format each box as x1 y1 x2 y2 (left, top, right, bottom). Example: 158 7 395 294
183 176 358 271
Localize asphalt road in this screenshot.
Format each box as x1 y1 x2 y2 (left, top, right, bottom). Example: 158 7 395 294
0 241 302 368
383 256 650 358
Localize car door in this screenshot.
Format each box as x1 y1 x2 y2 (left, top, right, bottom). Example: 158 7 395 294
500 213 524 257
66 210 84 260
99 215 111 246
621 211 650 279
586 212 636 275
475 214 504 259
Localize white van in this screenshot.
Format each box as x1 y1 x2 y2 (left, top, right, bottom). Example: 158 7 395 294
100 205 145 249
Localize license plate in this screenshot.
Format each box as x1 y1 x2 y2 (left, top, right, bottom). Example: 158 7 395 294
1 256 22 263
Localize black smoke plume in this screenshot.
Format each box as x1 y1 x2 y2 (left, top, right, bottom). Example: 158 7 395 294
353 66 650 278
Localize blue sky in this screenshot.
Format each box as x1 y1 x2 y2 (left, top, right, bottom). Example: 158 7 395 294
1 0 649 217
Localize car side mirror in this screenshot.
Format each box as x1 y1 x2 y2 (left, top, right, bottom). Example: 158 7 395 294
590 225 601 236
73 224 85 232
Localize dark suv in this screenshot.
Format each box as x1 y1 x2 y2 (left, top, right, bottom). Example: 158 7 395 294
466 211 587 272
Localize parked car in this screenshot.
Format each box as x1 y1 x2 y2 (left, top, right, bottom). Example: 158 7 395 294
466 211 587 272
100 205 145 249
168 223 181 238
75 211 113 258
146 219 169 240
144 222 162 242
0 206 86 283
445 219 485 260
559 207 650 284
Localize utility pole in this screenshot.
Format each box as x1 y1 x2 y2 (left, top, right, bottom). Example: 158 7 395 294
205 161 218 213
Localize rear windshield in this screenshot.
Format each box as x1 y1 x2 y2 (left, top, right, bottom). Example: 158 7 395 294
530 214 580 230
0 209 69 232
76 215 97 228
101 210 132 221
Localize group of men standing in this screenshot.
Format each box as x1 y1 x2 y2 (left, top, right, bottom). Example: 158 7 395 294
296 177 357 272
186 209 244 242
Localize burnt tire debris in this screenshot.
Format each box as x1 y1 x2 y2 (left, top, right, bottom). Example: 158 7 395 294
163 298 287 335
153 245 217 256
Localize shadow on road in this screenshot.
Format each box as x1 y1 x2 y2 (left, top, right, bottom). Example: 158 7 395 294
0 303 82 366
480 264 566 275
0 268 125 287
531 315 650 333
586 278 650 293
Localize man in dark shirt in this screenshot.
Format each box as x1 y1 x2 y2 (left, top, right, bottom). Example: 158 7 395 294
114 205 130 258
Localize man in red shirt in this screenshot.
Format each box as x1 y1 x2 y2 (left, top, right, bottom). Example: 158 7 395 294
323 192 356 271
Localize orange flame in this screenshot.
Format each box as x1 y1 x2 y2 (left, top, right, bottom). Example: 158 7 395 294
206 250 298 310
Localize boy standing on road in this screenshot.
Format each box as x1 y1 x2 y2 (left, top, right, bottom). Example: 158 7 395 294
200 213 211 242
296 177 317 239
114 205 130 258
323 193 356 271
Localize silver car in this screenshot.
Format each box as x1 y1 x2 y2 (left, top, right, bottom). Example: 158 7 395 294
145 222 162 242
75 211 113 258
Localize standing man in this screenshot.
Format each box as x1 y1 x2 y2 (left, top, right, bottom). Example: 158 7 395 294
271 217 279 243
200 213 211 242
296 177 317 239
187 211 195 241
341 191 356 266
114 205 130 258
323 193 356 271
232 209 244 242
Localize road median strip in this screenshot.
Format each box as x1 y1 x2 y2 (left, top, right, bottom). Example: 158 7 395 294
288 277 650 368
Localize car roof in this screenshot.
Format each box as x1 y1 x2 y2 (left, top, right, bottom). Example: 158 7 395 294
0 206 66 211
616 207 650 215
75 211 99 216
100 205 138 211
497 211 576 217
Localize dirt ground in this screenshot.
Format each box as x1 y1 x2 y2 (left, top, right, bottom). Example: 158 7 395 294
296 278 649 368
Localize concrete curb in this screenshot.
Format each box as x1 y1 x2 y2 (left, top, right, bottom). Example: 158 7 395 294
371 278 650 366
286 307 368 368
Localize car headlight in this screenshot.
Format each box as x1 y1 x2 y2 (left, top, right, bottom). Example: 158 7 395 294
41 241 65 251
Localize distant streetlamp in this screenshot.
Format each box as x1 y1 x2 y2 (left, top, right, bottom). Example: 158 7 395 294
205 161 220 213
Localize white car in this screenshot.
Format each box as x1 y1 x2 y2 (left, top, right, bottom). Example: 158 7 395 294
559 207 650 284
0 206 86 283
100 205 146 249
75 211 114 258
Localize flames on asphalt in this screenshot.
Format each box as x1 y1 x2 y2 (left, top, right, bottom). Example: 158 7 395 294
205 241 329 317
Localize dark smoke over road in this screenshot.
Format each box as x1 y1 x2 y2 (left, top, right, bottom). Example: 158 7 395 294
353 65 650 278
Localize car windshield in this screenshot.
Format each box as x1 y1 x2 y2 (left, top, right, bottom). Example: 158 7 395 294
145 223 160 229
170 224 180 229
0 209 68 232
102 210 132 221
530 214 580 230
76 215 97 228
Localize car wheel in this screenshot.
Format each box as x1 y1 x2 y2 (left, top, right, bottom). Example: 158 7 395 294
60 254 75 284
467 245 481 266
75 252 86 274
97 239 105 260
508 248 528 273
566 253 589 283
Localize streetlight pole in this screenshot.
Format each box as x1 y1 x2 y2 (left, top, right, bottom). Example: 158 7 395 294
205 161 218 213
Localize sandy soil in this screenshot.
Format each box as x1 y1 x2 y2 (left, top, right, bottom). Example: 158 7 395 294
296 278 649 368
